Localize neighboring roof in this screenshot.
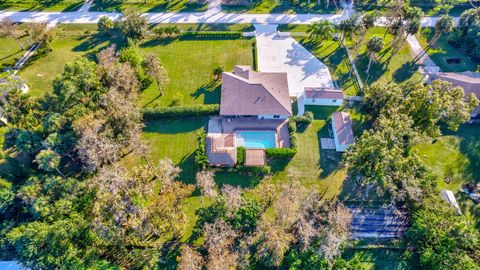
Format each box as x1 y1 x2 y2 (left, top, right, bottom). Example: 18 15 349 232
245 149 266 167
430 71 480 98
304 87 344 99
332 112 354 146
220 66 292 116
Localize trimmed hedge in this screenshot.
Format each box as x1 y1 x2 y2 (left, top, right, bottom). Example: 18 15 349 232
142 104 219 119
195 132 209 169
237 146 245 166
288 120 298 150
265 148 297 159
291 111 313 125
181 31 242 39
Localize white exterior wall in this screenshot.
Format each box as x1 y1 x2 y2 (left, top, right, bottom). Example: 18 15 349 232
304 97 342 106
257 115 289 119
332 120 349 152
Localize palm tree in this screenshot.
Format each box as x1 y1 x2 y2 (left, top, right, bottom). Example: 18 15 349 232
35 148 65 177
430 15 455 47
366 36 385 74
307 20 335 45
213 66 224 81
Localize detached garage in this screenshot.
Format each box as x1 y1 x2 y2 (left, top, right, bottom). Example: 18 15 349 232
332 112 354 152
303 87 344 106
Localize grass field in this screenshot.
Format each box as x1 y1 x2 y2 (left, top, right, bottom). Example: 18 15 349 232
0 37 25 70
342 248 412 270
90 0 207 12
0 0 83 11
221 1 340 14
417 28 479 72
295 37 361 96
138 38 254 107
350 27 423 86
413 124 480 228
18 26 117 97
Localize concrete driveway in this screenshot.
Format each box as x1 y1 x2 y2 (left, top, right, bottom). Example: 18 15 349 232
254 24 335 97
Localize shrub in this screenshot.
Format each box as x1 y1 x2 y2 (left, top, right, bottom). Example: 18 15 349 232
291 111 314 125
195 132 209 170
265 148 297 160
288 119 298 150
237 146 245 166
170 93 184 107
181 31 242 40
142 104 220 119
154 25 181 37
118 46 143 68
244 165 271 175
98 16 114 35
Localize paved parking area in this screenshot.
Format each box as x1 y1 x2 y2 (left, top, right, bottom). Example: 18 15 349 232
254 24 335 97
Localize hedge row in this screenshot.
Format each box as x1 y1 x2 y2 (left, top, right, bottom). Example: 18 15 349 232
288 120 298 150
265 148 297 159
142 104 220 119
181 31 242 39
195 132 209 170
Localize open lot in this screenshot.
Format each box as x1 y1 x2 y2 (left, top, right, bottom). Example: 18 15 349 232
349 27 423 86
11 24 253 101
90 0 207 12
417 28 479 72
0 0 83 11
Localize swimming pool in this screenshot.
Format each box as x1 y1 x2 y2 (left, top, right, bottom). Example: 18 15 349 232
235 131 277 149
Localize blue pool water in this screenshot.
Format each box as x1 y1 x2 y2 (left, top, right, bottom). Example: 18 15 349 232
236 131 277 149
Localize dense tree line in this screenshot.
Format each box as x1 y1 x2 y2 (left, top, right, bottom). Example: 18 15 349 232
449 8 480 62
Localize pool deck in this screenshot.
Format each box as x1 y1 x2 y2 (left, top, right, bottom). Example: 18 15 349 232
206 117 291 166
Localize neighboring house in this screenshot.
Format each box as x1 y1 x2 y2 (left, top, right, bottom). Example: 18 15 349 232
429 71 480 118
220 66 292 119
331 112 354 152
302 87 344 106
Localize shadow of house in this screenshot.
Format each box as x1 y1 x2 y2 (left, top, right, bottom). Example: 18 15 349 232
191 81 221 104
317 122 342 178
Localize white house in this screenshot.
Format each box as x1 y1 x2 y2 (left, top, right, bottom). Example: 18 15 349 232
302 87 344 106
331 112 354 152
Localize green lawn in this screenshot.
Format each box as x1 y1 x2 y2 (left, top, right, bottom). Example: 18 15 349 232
18 27 116 97
138 38 254 107
342 248 412 270
295 37 361 96
413 124 480 228
221 1 340 14
417 28 479 72
350 27 423 86
90 0 207 12
355 1 476 17
0 37 25 70
0 0 83 11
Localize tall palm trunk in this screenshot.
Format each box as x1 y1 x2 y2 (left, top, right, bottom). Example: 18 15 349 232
366 52 374 74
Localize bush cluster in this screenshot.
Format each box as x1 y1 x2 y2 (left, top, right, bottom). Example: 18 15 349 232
265 148 297 159
290 111 313 125
142 104 219 119
181 31 242 39
195 132 209 170
236 146 245 166
153 25 181 37
288 119 298 150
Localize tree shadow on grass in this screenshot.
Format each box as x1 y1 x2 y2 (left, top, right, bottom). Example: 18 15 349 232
316 123 342 178
355 53 388 84
392 61 420 83
140 37 177 48
178 152 198 185
191 81 221 104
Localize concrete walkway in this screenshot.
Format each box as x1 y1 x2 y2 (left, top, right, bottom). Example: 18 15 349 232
406 34 441 81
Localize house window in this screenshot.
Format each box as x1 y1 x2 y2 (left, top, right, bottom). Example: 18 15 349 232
312 99 315 103
332 99 337 102
273 115 280 119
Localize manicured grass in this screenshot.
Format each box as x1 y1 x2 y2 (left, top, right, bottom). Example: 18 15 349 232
0 0 83 11
417 28 479 72
122 118 208 183
295 37 361 96
138 38 254 107
349 27 423 86
356 1 476 17
90 0 207 12
18 28 117 97
221 1 340 14
150 23 255 32
0 37 25 70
